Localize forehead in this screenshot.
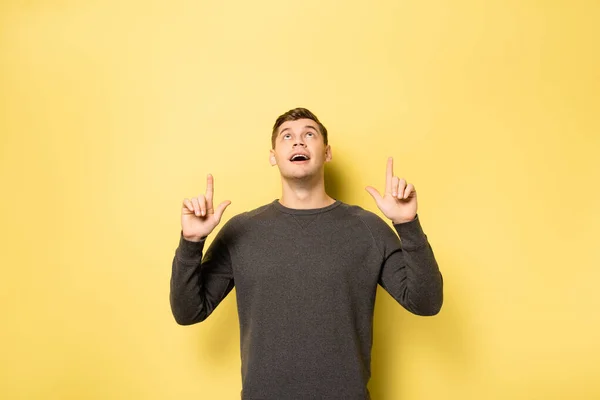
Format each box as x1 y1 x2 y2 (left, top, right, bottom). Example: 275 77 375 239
277 118 319 134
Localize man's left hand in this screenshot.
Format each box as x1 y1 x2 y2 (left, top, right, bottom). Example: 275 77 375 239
365 157 418 224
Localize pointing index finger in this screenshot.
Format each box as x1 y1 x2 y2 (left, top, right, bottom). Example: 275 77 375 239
205 174 214 205
386 157 393 194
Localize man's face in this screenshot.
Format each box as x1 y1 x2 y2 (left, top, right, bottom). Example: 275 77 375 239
269 118 332 180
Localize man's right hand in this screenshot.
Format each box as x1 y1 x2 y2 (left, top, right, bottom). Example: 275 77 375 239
181 174 231 242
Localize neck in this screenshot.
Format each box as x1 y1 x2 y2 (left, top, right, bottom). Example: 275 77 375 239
279 174 335 209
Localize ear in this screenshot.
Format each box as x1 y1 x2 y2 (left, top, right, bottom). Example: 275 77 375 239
325 145 332 162
269 149 277 166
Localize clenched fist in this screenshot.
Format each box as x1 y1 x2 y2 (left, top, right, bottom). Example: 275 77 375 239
181 174 231 242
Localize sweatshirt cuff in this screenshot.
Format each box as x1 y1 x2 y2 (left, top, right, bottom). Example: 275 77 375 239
392 214 428 250
176 231 206 262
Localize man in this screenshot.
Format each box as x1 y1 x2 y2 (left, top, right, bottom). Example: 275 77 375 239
170 108 443 400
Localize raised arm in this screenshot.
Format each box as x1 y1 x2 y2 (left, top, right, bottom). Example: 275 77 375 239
379 215 443 316
170 174 234 325
365 157 443 315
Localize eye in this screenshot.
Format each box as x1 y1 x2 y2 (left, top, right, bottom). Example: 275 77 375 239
283 134 291 139
306 132 315 137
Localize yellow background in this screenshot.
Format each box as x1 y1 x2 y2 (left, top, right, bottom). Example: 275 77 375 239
1 1 599 399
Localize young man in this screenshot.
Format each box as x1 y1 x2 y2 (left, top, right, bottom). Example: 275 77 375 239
170 108 443 400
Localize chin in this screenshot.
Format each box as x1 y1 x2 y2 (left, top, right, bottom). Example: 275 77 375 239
286 170 322 181
284 173 310 180
279 169 308 180
278 163 324 180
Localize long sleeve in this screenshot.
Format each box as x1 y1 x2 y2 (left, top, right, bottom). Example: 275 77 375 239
169 221 235 325
374 214 444 316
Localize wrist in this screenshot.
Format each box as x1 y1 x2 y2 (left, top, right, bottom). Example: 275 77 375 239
182 232 207 242
392 216 416 224
183 237 204 243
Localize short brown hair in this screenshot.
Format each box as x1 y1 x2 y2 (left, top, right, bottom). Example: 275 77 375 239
271 107 328 149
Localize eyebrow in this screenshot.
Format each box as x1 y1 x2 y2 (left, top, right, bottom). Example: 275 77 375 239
279 125 319 136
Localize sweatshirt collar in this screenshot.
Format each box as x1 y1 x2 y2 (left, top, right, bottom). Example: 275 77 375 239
271 199 342 215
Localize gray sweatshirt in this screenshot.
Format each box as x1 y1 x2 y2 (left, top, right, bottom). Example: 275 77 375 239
170 199 443 400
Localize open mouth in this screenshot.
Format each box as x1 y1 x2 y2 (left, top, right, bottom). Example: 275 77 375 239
289 154 310 163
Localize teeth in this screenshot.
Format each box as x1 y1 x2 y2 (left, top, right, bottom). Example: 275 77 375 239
291 154 308 161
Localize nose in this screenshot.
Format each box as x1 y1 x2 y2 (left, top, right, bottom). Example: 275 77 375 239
293 138 306 147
